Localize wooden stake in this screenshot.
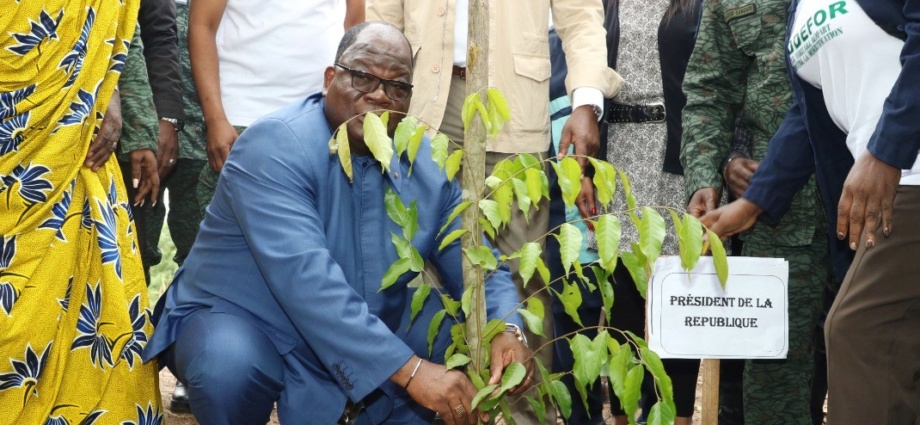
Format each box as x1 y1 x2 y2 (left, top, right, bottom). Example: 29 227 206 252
701 359 720 425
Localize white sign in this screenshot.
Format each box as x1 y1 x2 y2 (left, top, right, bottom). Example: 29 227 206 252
647 256 789 359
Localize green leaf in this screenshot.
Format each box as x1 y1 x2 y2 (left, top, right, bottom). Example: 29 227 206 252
406 126 426 174
620 248 648 298
622 365 645 424
500 362 527 392
707 228 729 287
679 214 704 271
431 132 450 171
461 286 472 317
379 110 390 129
517 300 545 337
438 229 468 251
486 87 511 120
487 100 505 136
461 93 478 133
405 201 419 241
511 178 532 220
639 207 666 266
483 318 506 342
617 168 637 211
516 242 542 287
439 200 471 237
335 124 353 182
593 266 614 323
608 343 632 401
391 233 412 259
558 280 584 327
646 401 677 425
440 294 461 317
490 161 515 224
445 353 471 370
474 101 492 134
464 246 497 271
379 258 410 291
408 247 424 272
552 157 583 208
470 384 499 411
525 167 545 207
409 283 431 322
445 150 463 181
595 215 621 271
625 330 649 350
427 310 446 355
362 112 394 174
479 217 496 239
527 395 548 423
549 380 573 420
571 333 606 393
393 116 417 158
384 189 409 228
479 199 503 230
640 347 673 403
535 258 550 286
587 158 617 207
556 223 583 274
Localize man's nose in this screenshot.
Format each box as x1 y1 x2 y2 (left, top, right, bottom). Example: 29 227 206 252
364 83 390 105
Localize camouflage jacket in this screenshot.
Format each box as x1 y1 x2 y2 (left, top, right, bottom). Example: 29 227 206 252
117 26 158 162
680 0 819 246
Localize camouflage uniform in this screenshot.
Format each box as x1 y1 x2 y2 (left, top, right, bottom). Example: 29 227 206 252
117 5 209 282
679 1 830 424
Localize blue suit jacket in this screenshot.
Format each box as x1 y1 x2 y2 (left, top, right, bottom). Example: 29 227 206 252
744 0 920 281
143 94 522 422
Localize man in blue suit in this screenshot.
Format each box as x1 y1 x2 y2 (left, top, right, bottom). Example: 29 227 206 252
142 22 532 425
701 0 920 422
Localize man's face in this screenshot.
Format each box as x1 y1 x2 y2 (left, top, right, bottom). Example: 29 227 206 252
323 27 413 155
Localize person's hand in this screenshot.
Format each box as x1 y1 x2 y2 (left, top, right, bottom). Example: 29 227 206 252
85 92 123 171
558 105 600 168
577 176 596 220
397 357 481 425
128 149 160 207
723 157 759 200
836 151 900 250
700 198 762 238
488 332 535 396
205 118 239 173
687 187 721 218
156 120 179 179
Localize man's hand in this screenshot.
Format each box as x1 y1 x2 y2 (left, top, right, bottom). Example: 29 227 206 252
837 152 900 250
577 176 596 220
85 92 123 171
205 118 239 173
700 198 762 238
488 332 535 396
687 188 721 218
723 157 759 200
395 357 480 425
156 120 179 178
558 105 600 168
129 149 160 207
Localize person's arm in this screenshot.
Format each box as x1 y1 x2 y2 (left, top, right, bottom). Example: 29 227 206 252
679 0 749 212
117 26 161 206
137 0 182 178
366 0 405 30
345 0 365 30
836 0 920 249
188 0 239 173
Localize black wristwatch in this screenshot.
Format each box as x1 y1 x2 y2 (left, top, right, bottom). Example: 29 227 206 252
159 117 185 132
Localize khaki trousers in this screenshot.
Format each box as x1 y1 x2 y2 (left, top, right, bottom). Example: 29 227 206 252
825 185 920 425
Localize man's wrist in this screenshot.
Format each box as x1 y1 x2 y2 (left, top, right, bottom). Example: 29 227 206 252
159 117 184 132
571 87 604 122
504 323 527 346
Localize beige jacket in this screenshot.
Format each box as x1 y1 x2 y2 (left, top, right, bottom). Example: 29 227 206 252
367 0 623 153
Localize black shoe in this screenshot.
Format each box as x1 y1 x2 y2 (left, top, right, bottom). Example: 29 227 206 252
170 381 191 413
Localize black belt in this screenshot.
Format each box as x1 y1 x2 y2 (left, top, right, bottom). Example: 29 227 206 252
604 101 666 124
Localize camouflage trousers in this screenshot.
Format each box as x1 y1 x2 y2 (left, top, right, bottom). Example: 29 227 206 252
120 158 208 284
195 126 246 217
740 224 830 425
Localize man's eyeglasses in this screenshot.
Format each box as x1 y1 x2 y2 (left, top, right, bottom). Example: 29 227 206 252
335 63 413 102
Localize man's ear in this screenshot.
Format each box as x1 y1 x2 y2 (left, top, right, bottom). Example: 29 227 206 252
322 66 336 96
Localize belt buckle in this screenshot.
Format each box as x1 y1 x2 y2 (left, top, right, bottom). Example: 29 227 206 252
644 102 666 123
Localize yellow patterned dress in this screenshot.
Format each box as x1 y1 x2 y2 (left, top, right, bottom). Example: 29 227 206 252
0 0 162 424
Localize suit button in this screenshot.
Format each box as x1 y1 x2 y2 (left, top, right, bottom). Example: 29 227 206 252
437 6 446 16
432 64 441 73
